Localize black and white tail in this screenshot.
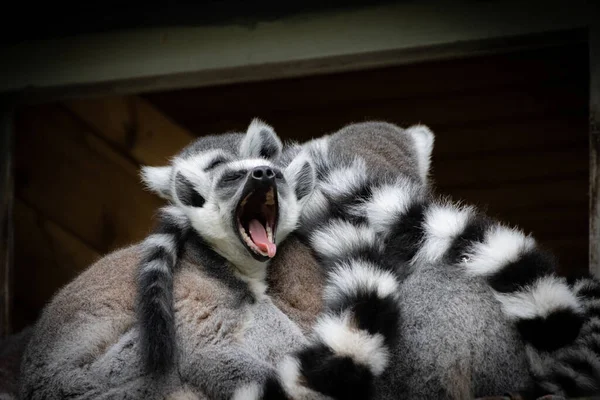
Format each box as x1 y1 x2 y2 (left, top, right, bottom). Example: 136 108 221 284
261 128 591 397
296 123 585 355
358 181 594 396
290 149 589 397
273 157 406 400
513 274 600 398
266 123 592 398
136 205 190 376
339 170 584 353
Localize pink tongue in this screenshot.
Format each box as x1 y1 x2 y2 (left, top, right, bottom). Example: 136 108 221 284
248 219 276 258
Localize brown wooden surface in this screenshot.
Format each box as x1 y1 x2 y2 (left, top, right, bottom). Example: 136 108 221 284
66 96 194 166
0 101 14 337
12 103 172 329
142 43 586 121
13 201 100 329
15 104 163 254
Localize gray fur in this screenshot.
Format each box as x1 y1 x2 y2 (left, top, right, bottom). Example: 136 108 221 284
379 261 530 399
19 243 309 399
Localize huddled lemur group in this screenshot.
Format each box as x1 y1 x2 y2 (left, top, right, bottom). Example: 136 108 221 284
19 119 600 399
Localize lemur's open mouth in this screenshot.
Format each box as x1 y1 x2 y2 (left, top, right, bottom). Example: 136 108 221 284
235 184 279 261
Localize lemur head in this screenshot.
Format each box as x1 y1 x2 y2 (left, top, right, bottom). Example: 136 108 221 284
140 119 315 269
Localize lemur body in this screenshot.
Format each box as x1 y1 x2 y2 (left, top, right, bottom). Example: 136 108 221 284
279 122 600 399
19 120 318 399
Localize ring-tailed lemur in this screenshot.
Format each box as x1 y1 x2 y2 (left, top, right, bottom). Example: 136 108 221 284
276 122 600 399
19 119 327 400
136 118 313 377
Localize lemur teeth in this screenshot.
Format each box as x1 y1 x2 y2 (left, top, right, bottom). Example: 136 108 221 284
266 225 273 242
265 188 275 205
240 194 251 207
239 226 269 256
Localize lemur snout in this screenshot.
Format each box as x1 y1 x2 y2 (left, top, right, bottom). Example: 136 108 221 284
251 166 276 184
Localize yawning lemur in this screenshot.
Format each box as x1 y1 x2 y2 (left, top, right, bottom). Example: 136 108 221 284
19 120 322 400
136 119 314 377
278 122 600 399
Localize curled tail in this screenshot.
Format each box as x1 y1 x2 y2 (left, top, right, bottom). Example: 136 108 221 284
136 206 189 376
274 157 405 400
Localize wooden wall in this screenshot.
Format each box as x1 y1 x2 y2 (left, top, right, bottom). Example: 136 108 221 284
12 98 193 330
12 41 589 330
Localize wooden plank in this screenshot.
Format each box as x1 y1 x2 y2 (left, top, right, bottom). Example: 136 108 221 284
0 99 14 337
590 18 600 277
65 95 194 166
431 116 588 157
12 200 101 331
496 206 587 239
14 104 164 254
431 146 587 188
164 79 587 142
1 1 588 99
144 42 587 121
442 177 587 214
539 237 589 277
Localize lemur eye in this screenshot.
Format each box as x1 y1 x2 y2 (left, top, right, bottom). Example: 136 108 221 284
222 170 246 182
204 156 228 171
275 171 284 180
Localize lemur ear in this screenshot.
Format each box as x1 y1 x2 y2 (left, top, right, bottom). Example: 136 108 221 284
284 152 316 204
141 166 173 200
239 118 282 160
406 124 435 184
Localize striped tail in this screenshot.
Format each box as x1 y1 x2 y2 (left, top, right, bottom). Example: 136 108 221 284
279 135 588 397
274 157 405 399
295 127 585 353
360 181 595 397
136 206 190 376
361 181 585 352
514 274 600 398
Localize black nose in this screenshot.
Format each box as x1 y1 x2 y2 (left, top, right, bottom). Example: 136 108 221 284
251 166 275 183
